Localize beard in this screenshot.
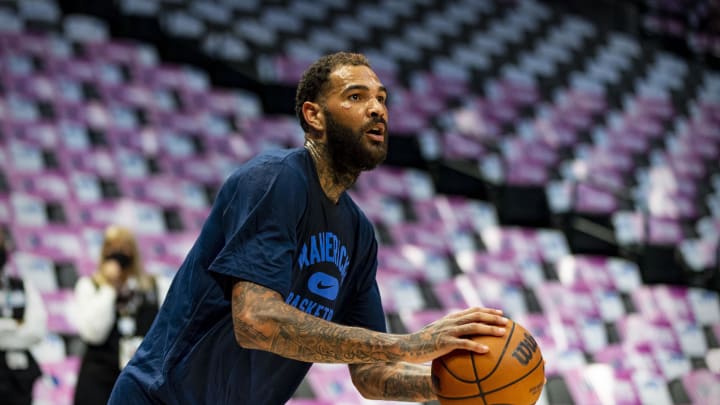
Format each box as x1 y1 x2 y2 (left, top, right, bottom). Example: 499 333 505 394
324 108 388 175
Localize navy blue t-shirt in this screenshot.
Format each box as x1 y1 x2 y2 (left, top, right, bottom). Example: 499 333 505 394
115 148 386 404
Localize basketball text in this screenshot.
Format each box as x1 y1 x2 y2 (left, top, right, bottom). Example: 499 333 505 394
511 332 539 365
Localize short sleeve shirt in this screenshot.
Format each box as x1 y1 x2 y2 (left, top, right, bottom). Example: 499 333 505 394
121 148 386 404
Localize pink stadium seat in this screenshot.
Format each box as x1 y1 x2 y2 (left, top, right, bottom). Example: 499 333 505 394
41 290 77 335
681 369 720 405
33 356 81 405
378 244 452 283
535 282 600 321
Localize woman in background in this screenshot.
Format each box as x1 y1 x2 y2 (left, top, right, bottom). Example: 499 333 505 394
72 225 168 405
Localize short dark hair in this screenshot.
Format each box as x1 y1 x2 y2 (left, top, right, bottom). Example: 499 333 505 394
295 52 370 133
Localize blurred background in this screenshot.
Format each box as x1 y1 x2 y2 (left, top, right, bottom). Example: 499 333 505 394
0 0 719 403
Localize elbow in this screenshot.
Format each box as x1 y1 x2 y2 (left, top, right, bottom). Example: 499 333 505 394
349 364 384 400
231 306 275 351
353 383 382 400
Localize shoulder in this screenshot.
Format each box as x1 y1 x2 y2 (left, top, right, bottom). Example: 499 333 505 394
74 276 98 292
343 194 377 240
224 148 311 192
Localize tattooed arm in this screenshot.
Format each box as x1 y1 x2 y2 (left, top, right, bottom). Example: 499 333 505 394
349 362 435 401
232 280 507 365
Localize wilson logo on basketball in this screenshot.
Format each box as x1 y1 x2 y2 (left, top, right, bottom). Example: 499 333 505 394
511 332 538 366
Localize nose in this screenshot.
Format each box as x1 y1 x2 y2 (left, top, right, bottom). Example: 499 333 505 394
368 98 386 119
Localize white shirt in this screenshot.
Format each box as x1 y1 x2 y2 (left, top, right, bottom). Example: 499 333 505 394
0 278 48 350
72 275 172 344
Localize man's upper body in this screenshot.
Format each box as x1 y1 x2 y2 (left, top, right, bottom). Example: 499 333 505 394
120 147 387 403
111 52 508 405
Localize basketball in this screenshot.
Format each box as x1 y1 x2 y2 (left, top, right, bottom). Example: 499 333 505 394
431 319 545 405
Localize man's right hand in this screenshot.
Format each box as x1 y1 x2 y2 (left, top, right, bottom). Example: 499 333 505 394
402 307 508 364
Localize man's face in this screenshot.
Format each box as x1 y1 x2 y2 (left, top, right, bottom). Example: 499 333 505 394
320 65 389 172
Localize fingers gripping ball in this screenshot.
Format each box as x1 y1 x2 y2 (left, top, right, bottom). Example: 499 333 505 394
431 319 545 405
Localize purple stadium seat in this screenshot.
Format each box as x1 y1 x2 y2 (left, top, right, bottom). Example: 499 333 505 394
10 251 58 292
555 255 617 291
552 104 597 133
355 167 435 201
397 309 452 333
531 117 580 149
11 225 83 261
76 199 166 234
432 275 481 310
412 196 499 232
484 97 521 126
692 279 720 322
346 190 405 226
0 197 11 224
83 39 156 67
536 282 600 321
480 226 568 264
305 363 410 405
112 144 153 177
465 273 530 317
681 370 720 405
33 356 80 405
157 154 216 184
267 54 313 85
573 183 620 214
513 313 560 354
178 206 210 233
633 95 675 121
120 176 182 206
459 250 524 283
617 314 681 354
10 193 51 227
440 130 487 161
603 127 652 155
375 271 426 313
449 103 503 141
496 75 541 107
134 232 195 266
681 237 720 276
593 343 659 379
63 148 116 178
647 216 685 245
388 221 454 254
378 243 452 283
9 172 70 201
561 364 641 404
42 290 77 335
650 286 696 325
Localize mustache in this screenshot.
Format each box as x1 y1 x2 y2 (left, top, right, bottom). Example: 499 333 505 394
361 117 388 132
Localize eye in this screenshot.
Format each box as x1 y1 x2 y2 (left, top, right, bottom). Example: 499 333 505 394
349 94 361 101
377 95 386 104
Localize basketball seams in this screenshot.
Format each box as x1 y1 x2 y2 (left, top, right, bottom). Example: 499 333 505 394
434 321 545 404
477 320 517 382
482 355 544 396
470 352 488 405
439 357 478 384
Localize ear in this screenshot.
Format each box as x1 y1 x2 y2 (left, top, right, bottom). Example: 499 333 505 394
302 101 325 134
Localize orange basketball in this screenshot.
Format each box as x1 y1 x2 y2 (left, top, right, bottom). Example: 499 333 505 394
431 319 545 405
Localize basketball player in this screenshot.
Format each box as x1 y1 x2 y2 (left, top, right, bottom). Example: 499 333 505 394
108 52 508 404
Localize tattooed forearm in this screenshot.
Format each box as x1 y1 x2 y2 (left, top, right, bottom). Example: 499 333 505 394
349 362 435 401
232 281 437 364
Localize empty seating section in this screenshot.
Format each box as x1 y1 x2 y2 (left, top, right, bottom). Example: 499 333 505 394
0 0 718 404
